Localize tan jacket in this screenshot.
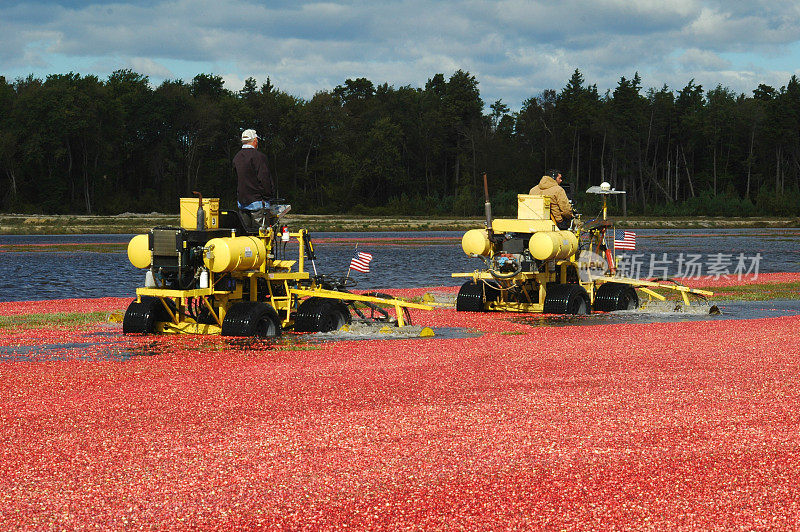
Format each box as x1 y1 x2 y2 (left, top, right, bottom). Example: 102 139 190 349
529 175 573 223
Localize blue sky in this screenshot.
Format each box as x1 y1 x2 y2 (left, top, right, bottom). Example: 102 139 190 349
2 0 799 110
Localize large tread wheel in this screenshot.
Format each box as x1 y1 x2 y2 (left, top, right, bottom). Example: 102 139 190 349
293 297 351 332
123 296 174 334
456 281 499 312
616 285 639 310
543 284 591 315
221 302 282 338
593 283 639 312
123 297 157 334
567 285 591 315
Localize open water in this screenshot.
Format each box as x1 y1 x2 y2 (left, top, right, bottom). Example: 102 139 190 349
0 228 799 302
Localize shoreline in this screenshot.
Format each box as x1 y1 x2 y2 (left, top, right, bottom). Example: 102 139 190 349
1 213 799 234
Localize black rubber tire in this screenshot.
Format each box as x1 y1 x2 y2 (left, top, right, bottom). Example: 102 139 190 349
543 283 569 314
485 282 500 304
123 297 157 334
221 302 282 337
593 283 639 312
615 285 639 311
123 296 174 334
320 300 351 332
293 297 322 331
293 297 351 332
455 281 499 312
593 282 622 312
543 284 591 315
567 286 591 315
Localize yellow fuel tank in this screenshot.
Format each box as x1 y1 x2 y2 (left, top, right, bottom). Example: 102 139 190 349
529 230 579 261
203 236 267 273
461 229 491 257
127 234 151 269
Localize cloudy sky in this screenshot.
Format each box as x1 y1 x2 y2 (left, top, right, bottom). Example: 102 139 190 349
2 0 800 110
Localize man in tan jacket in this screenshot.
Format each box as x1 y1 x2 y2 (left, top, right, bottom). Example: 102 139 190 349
530 169 573 229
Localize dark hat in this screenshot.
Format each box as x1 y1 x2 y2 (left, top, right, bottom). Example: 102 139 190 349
549 169 563 179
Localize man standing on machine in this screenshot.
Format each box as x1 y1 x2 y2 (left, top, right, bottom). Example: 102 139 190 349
530 169 573 230
233 129 273 231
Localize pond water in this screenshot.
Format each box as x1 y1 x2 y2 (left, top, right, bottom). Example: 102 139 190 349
0 228 799 302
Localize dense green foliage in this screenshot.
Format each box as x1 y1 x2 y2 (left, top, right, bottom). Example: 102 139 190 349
1 69 799 217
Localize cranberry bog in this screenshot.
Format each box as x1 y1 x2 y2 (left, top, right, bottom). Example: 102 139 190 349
2 275 800 528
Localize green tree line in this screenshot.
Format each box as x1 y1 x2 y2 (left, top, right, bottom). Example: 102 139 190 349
1 68 799 217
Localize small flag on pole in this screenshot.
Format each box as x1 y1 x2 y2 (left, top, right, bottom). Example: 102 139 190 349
349 251 373 273
614 231 636 250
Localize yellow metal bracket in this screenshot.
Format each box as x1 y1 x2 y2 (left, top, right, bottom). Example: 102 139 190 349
639 287 666 301
159 297 178 323
157 321 222 335
290 288 433 327
201 296 222 326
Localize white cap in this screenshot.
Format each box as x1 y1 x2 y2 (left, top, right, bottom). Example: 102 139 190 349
241 129 259 143
600 181 611 191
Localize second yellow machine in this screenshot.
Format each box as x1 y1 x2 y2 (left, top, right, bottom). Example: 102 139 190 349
453 176 713 313
124 197 430 337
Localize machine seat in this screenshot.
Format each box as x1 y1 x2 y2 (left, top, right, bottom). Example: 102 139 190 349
219 203 292 235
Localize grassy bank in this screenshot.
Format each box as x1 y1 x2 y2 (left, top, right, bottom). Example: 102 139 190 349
1 213 799 234
0 311 113 329
0 213 476 234
696 281 800 301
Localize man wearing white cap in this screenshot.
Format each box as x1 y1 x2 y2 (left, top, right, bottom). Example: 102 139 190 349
233 128 273 231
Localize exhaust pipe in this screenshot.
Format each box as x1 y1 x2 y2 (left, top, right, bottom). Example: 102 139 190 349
483 173 495 241
193 191 205 230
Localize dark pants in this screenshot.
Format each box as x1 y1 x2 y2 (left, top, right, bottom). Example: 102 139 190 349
239 208 268 233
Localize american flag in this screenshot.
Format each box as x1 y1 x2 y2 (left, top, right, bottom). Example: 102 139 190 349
349 251 373 273
614 231 636 251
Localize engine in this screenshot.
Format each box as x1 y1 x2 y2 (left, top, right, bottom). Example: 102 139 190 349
128 227 232 289
461 227 578 262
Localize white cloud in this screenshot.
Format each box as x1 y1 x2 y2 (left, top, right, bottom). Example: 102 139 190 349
676 48 731 71
684 5 800 50
1 0 800 108
127 58 174 80
495 0 698 41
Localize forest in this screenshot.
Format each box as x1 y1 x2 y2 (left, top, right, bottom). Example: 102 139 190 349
1 68 799 217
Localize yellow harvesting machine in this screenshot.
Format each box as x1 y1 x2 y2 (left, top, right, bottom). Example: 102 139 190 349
452 176 713 314
124 197 430 337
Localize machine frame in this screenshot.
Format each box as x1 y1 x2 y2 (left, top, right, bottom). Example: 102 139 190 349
452 176 713 314
124 199 431 337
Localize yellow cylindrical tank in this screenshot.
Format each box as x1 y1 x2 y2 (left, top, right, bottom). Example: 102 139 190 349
529 230 579 260
461 229 491 257
203 236 267 273
127 234 151 269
